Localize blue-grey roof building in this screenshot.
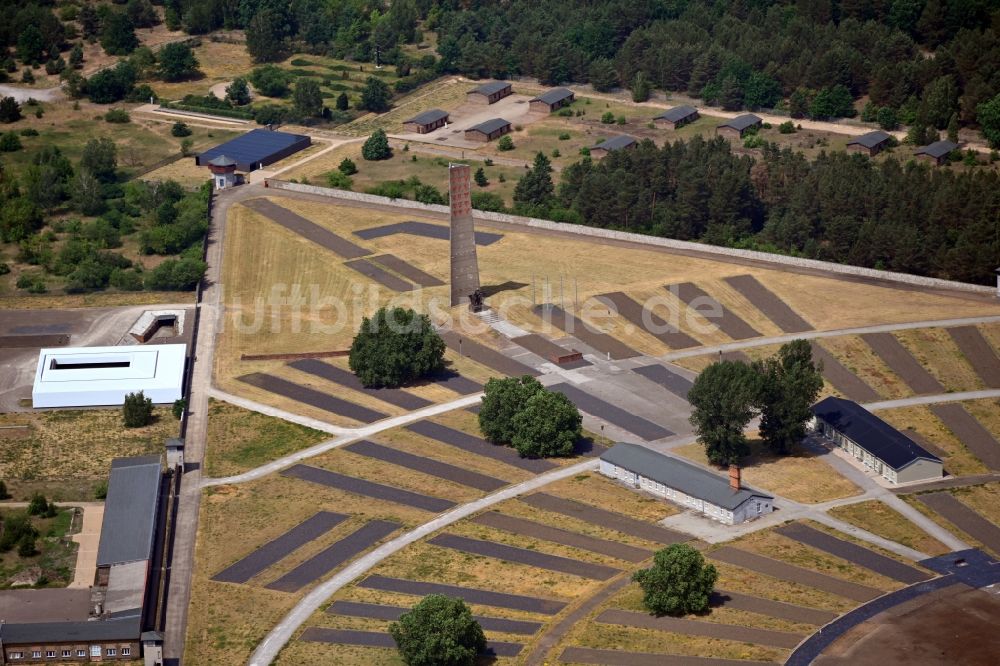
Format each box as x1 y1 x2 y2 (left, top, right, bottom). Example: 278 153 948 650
529 88 575 112
403 108 449 133
465 117 512 142
590 134 637 157
717 114 762 138
915 139 959 165
196 128 311 172
467 81 513 104
812 396 943 483
655 105 699 128
97 455 163 568
847 130 892 156
600 443 773 524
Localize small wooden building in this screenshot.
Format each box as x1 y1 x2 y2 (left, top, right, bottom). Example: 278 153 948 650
466 81 513 105
847 130 892 156
464 118 512 142
589 134 637 159
654 105 699 129
529 88 575 113
402 108 449 134
716 114 762 139
914 139 959 166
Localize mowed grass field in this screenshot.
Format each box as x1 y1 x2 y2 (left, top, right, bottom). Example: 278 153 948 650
879 405 989 476
828 500 950 556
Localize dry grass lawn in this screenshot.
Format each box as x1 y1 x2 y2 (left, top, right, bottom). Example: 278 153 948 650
540 472 679 523
343 78 471 136
567 623 786 662
731 526 904 592
0 408 175 482
894 328 984 393
0 291 192 310
819 335 911 399
672 441 861 504
949 482 1000 528
709 560 857 613
203 399 330 477
878 406 988 476
827 500 950 556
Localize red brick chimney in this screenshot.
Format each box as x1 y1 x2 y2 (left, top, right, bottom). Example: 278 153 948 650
729 465 741 491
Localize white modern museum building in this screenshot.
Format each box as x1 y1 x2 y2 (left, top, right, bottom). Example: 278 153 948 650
32 344 187 408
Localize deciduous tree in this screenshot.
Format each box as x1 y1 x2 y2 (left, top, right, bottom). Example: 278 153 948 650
633 544 718 616
389 595 486 666
755 340 823 455
348 307 445 388
688 360 760 465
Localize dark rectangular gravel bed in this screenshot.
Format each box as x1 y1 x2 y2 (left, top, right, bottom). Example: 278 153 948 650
809 342 881 403
0 334 70 348
560 647 775 666
371 253 445 287
326 601 542 635
428 533 619 580
299 627 523 657
344 440 508 492
266 520 400 592
861 332 943 394
236 373 387 423
775 522 930 584
536 304 641 360
471 511 652 563
212 511 348 584
353 220 503 246
596 609 804 648
711 589 837 625
287 359 432 410
594 292 701 349
406 420 555 474
918 492 1000 556
948 326 1000 388
632 364 694 399
358 575 568 614
344 258 416 292
512 333 591 367
519 493 685 545
281 464 456 512
667 282 761 340
440 330 540 377
431 371 483 395
930 403 1000 470
723 274 813 333
708 547 881 602
547 383 673 441
244 199 371 258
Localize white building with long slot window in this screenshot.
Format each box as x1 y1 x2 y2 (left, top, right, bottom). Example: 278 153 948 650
599 443 773 525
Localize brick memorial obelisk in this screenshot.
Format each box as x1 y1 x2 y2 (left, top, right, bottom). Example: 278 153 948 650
448 163 481 306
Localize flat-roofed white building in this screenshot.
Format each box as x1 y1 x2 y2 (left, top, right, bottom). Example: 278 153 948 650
32 344 186 408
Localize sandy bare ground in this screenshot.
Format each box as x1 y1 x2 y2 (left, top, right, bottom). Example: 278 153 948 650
69 503 104 589
391 94 548 148
209 80 255 101
0 84 64 103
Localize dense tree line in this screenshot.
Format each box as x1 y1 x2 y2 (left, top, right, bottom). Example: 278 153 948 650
556 136 1000 284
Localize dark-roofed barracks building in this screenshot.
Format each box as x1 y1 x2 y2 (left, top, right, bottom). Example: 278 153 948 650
812 397 943 483
196 128 311 173
599 443 774 525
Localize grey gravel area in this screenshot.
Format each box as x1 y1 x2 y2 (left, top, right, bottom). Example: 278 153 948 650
536 304 641 360
861 332 943 394
632 364 693 399
809 342 881 403
775 522 930 584
343 258 416 292
344 440 508 492
948 326 1000 388
370 254 445 287
918 492 1000 556
244 198 371 258
724 274 814 333
358 575 568 614
512 333 591 368
668 282 761 340
559 647 775 666
711 589 837 626
353 220 503 245
428 533 620 580
594 292 701 349
265 520 400 592
930 403 1000 470
326 601 542 635
406 420 555 473
299 627 523 657
236 373 387 423
212 512 348 584
519 493 685 545
596 608 804 648
547 382 673 441
440 330 540 377
281 464 456 513
708 546 881 603
287 359 432 410
471 511 653 563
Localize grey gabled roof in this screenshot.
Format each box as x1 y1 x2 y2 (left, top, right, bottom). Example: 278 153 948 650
467 117 511 134
848 130 892 149
404 108 449 126
718 114 762 131
656 105 698 123
0 616 141 644
915 139 959 159
97 455 162 567
469 81 511 96
601 443 772 511
207 155 237 167
531 88 574 105
813 397 940 471
592 134 637 151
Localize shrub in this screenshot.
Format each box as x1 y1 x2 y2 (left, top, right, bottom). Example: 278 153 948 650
122 390 153 428
0 480 8 499
338 158 357 175
110 268 144 291
600 111 615 124
616 115 626 125
471 191 505 212
171 121 192 137
0 132 22 152
253 104 286 126
348 307 445 388
17 534 37 558
145 257 206 290
558 132 571 140
248 65 292 97
0 512 38 552
0 97 21 123
479 377 581 458
19 128 38 136
172 398 186 420
361 129 392 160
27 493 50 516
94 480 108 500
105 108 130 123
551 148 560 158
778 121 795 134
473 167 488 187
326 170 353 189
497 135 514 151
557 108 573 117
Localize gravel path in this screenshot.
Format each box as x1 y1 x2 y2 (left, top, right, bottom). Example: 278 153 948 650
632 363 694 399
559 647 775 666
711 589 837 625
353 220 503 245
0 84 63 102
547 382 673 440
297 627 524 656
440 330 540 377
929 403 1000 470
407 420 555 473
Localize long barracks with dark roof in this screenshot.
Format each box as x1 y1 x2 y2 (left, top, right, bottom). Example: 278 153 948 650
600 443 773 525
812 396 943 483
